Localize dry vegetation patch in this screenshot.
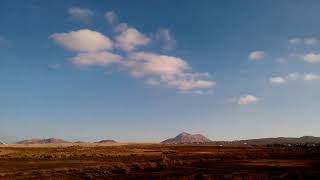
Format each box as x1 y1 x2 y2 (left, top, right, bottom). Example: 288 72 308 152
0 144 319 179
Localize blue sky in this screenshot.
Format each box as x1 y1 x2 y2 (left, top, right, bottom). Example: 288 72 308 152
1 0 320 143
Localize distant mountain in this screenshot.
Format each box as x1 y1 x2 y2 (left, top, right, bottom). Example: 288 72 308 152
0 141 6 145
96 140 117 143
16 138 69 144
212 136 320 145
161 132 212 144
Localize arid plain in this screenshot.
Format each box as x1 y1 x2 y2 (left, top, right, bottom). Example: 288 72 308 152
1 143 320 179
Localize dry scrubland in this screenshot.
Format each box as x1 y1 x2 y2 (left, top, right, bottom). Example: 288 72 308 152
0 144 320 179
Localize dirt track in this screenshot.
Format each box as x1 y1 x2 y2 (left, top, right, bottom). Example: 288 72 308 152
0 144 320 179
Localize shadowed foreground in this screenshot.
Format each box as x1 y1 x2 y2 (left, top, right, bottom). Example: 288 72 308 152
0 144 320 179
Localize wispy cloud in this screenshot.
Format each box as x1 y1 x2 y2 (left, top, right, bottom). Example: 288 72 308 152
270 72 320 85
275 57 288 65
48 63 61 70
304 38 318 45
270 77 287 85
68 7 93 23
288 38 301 45
286 72 300 81
288 37 319 46
0 36 9 47
304 73 320 81
104 11 118 25
248 51 266 61
72 51 122 66
155 28 176 51
238 95 259 105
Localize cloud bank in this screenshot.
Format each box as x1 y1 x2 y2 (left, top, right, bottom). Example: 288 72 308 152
50 11 215 94
125 52 215 91
270 72 320 85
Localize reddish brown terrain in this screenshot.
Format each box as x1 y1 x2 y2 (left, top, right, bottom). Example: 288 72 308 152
0 143 320 179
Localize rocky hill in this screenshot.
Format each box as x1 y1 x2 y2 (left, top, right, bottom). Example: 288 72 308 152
16 138 69 144
161 132 212 144
0 141 6 145
96 140 117 143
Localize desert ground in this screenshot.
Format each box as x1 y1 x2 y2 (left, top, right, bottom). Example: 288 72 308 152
0 144 320 179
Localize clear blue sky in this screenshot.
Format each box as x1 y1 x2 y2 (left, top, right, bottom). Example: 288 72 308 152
1 0 320 143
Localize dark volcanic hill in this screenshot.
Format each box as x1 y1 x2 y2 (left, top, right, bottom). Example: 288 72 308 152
96 140 117 143
212 136 320 145
161 132 212 144
16 138 69 144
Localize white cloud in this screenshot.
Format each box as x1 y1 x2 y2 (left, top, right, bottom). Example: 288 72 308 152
115 25 150 52
270 77 287 85
104 11 118 25
127 52 189 76
286 72 300 81
270 73 301 85
249 51 266 61
125 52 215 92
50 12 215 94
71 51 122 66
303 53 320 64
50 29 113 52
163 73 215 91
238 95 259 105
303 73 320 81
288 37 318 45
155 28 176 51
68 7 93 23
304 38 318 45
270 72 320 85
288 38 301 45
